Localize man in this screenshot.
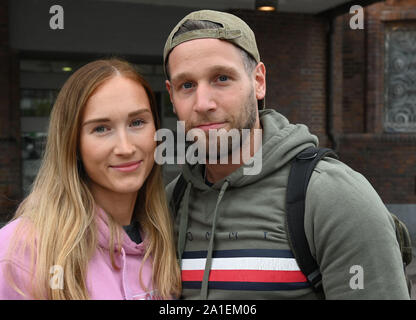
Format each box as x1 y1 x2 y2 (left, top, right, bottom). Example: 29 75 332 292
163 9 410 299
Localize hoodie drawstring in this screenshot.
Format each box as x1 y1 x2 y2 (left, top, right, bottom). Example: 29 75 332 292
177 180 230 300
177 181 192 267
200 180 229 300
120 248 128 299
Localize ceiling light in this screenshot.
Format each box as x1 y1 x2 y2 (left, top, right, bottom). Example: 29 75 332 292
256 0 278 11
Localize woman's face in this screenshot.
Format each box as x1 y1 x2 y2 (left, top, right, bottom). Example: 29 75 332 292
79 76 156 197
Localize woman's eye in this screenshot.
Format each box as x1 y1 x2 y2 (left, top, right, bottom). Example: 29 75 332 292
131 119 144 127
93 125 108 133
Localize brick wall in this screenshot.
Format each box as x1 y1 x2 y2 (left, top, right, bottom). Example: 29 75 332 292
1 2 415 213
330 15 344 140
336 1 416 203
232 4 416 204
341 15 366 133
0 0 21 222
338 134 416 203
231 10 329 147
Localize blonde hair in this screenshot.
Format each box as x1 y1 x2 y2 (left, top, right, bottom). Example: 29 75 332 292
5 58 181 299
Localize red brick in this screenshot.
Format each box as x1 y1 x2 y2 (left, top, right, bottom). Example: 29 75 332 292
231 10 328 144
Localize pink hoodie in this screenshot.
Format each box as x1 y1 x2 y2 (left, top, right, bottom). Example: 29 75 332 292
0 207 157 300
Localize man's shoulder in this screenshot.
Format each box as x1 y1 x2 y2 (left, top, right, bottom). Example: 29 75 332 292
303 156 409 299
306 155 393 227
310 156 379 198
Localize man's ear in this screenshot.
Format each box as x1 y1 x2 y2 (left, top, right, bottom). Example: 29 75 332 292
165 80 176 114
254 62 266 100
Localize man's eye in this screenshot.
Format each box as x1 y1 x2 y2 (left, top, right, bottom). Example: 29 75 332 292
182 82 193 89
218 75 228 82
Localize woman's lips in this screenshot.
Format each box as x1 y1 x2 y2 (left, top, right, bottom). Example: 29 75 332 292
110 160 142 172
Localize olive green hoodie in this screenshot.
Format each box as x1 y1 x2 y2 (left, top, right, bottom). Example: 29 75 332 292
166 109 410 300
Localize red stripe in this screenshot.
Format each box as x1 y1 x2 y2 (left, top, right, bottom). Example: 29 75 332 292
182 270 307 283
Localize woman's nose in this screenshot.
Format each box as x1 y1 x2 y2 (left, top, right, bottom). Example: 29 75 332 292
114 130 136 156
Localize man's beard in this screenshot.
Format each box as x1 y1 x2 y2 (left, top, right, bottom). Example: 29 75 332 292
206 88 258 161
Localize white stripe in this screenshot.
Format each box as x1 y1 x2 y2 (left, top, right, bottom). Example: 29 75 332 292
181 257 300 271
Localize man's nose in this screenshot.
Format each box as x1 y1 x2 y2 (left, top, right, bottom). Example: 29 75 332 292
193 83 216 113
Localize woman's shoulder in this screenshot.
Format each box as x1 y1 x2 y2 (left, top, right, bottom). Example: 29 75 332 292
0 217 34 262
0 218 35 299
0 219 21 246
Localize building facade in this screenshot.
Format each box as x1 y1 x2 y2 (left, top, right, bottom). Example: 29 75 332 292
0 0 415 230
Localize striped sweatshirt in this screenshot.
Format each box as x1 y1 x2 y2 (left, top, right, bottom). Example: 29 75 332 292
166 109 410 300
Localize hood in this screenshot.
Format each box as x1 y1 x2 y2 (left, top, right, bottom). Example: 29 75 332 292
176 109 319 299
96 206 147 256
181 109 319 188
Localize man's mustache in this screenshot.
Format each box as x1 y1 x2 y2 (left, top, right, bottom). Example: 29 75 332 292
187 118 228 130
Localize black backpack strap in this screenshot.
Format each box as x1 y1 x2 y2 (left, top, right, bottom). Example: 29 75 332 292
171 174 187 217
285 146 338 292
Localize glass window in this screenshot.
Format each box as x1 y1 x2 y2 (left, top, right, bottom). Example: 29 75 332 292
21 89 57 195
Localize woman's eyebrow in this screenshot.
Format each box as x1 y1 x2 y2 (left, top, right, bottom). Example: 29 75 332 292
127 109 151 118
82 117 110 127
82 109 151 127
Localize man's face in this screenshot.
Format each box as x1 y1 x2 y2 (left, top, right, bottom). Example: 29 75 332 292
165 38 266 157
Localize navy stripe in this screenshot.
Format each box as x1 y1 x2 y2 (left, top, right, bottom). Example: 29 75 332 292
182 249 294 259
182 281 310 291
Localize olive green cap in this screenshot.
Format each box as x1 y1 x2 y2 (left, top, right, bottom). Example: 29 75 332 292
163 10 260 77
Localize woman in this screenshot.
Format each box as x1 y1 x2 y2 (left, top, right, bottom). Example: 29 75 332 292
0 58 181 299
